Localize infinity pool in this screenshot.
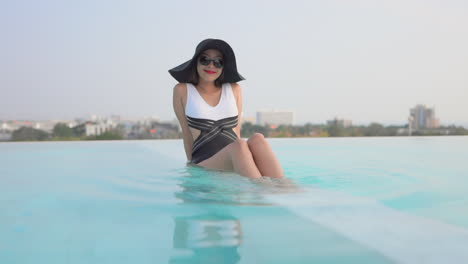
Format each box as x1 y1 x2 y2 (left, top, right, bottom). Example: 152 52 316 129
1 137 468 263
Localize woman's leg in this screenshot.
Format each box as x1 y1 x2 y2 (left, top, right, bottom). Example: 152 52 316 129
197 139 262 179
247 133 284 178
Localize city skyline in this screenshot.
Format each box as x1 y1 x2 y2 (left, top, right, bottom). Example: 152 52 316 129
3 105 466 142
0 106 458 124
1 1 467 126
1 104 462 128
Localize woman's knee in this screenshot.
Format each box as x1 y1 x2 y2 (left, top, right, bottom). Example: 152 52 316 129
247 133 266 147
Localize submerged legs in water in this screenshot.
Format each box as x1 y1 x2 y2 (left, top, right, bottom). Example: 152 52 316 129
197 133 284 179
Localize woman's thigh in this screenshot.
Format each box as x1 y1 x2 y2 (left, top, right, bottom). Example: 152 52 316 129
196 143 235 172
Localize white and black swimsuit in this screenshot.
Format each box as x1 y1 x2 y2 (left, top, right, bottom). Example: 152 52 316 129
185 83 239 164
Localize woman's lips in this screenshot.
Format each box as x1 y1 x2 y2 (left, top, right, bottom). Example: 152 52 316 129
204 70 216 74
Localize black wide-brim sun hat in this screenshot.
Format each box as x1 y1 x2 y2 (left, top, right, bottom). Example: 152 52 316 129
168 38 245 83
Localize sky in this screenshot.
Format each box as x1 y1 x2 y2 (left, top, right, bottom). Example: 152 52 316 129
1 0 467 126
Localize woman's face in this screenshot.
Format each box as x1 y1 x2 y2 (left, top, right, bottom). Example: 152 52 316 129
196 49 223 83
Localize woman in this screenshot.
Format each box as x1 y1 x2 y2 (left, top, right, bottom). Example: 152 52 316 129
170 38 283 179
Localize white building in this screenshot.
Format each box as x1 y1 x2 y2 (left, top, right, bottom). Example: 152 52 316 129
0 122 12 141
33 121 62 133
1 122 10 130
0 121 37 132
256 110 294 126
84 122 116 136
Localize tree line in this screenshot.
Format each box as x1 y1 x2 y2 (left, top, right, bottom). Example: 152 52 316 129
7 121 468 142
240 122 468 138
10 123 123 141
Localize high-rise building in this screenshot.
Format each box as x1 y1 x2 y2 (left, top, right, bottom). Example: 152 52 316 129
326 117 352 128
409 105 440 129
256 110 294 126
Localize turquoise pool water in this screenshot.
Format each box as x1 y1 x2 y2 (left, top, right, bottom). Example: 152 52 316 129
1 137 468 263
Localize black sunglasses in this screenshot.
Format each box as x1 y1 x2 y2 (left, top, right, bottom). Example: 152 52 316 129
198 56 224 69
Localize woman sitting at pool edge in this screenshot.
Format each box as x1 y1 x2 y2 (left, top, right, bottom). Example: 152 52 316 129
170 38 284 179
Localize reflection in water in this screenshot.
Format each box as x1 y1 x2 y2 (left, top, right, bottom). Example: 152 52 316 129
171 167 244 263
169 165 303 264
170 215 242 264
173 165 300 206
174 165 268 206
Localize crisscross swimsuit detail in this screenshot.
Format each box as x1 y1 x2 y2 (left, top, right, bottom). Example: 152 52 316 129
185 83 239 164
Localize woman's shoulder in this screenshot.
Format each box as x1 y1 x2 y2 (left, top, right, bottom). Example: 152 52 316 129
228 82 242 96
229 82 240 88
174 82 189 89
228 82 241 91
173 83 189 96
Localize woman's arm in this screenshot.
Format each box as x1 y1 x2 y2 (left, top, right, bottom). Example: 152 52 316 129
173 83 193 161
231 83 242 138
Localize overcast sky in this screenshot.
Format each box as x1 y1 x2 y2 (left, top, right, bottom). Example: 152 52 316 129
1 0 467 126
